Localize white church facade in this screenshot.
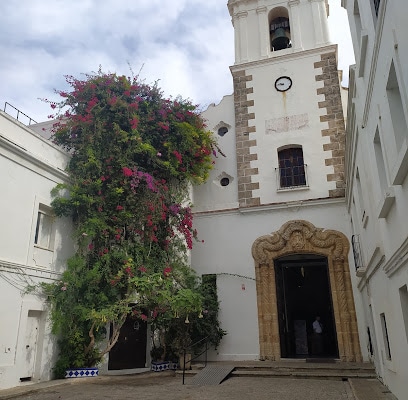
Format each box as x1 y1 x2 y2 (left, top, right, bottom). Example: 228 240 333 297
191 0 363 364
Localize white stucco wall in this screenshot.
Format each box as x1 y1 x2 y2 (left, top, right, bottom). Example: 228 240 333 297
0 112 74 390
344 0 408 398
193 95 239 212
191 199 366 361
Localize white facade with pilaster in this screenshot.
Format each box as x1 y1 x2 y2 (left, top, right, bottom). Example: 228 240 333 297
343 0 408 398
0 111 74 390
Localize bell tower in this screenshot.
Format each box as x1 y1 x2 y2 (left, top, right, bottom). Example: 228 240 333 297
228 0 331 64
227 0 346 209
192 0 361 364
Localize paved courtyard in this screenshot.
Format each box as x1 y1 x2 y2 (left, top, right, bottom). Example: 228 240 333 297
5 373 359 400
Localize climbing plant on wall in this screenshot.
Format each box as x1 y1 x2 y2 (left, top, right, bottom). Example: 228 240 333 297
43 69 224 377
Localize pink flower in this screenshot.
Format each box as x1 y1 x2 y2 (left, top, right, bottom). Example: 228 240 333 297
61 286 67 291
115 234 121 240
108 96 117 106
173 150 182 164
157 152 162 157
122 167 133 177
116 205 124 211
163 267 172 277
130 117 139 130
140 314 148 321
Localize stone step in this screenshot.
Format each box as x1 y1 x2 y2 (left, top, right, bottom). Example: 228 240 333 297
177 361 377 381
231 370 377 379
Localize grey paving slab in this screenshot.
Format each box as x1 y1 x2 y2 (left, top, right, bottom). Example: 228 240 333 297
0 374 367 400
349 379 398 400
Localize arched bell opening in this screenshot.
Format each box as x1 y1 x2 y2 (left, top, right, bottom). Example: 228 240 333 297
269 7 291 51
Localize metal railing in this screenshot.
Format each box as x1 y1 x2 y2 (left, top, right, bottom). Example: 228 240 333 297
352 234 364 271
3 102 37 125
182 336 209 385
275 164 308 190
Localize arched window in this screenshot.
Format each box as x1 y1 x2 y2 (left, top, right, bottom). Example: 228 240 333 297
277 147 306 189
269 7 291 51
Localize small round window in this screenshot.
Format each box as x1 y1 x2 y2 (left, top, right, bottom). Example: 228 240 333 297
218 127 228 137
220 177 230 187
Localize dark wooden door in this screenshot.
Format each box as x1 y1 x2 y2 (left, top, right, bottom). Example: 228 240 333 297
275 264 289 357
108 315 147 370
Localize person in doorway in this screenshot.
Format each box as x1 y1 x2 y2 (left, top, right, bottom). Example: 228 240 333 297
312 316 324 355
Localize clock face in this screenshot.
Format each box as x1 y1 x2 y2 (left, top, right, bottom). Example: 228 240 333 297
275 76 292 92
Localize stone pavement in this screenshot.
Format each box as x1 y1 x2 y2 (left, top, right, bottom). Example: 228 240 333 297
0 371 398 400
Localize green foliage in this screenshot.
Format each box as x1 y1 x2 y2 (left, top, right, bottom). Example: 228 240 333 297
41 69 225 371
165 274 226 357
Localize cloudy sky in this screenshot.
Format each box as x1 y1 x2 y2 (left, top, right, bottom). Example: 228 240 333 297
0 0 354 124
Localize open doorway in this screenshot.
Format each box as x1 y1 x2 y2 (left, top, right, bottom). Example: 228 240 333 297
275 254 339 359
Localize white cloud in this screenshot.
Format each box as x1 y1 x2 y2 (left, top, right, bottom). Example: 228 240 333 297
0 0 353 122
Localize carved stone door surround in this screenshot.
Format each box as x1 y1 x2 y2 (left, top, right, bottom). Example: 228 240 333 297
251 220 362 362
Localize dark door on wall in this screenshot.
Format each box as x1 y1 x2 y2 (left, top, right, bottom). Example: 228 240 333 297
108 314 147 370
275 254 339 359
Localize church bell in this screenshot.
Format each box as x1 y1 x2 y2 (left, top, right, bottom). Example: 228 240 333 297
270 16 291 51
271 27 290 51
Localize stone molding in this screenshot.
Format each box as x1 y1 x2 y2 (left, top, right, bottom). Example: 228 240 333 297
232 69 259 208
315 52 346 198
252 220 362 362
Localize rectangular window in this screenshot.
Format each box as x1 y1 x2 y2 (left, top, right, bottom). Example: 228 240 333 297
387 61 407 151
380 313 392 360
277 147 307 189
355 168 366 222
351 234 364 270
353 0 362 42
34 205 55 251
373 129 387 193
399 285 408 344
372 0 381 17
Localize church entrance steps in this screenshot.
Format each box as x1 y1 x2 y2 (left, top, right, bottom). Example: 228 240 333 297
178 360 376 381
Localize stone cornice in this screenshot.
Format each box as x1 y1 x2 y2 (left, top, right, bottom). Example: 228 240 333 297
288 0 300 7
383 236 408 278
0 111 68 157
256 6 267 13
0 134 70 182
230 44 338 72
0 259 62 281
193 197 345 217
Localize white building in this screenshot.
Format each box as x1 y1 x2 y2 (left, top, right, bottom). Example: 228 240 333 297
342 0 408 398
191 0 363 364
0 111 74 389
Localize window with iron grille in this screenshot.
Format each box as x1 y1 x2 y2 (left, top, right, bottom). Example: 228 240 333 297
277 147 306 189
351 234 364 270
373 0 380 17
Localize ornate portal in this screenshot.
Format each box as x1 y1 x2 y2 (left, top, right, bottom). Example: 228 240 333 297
252 220 362 362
